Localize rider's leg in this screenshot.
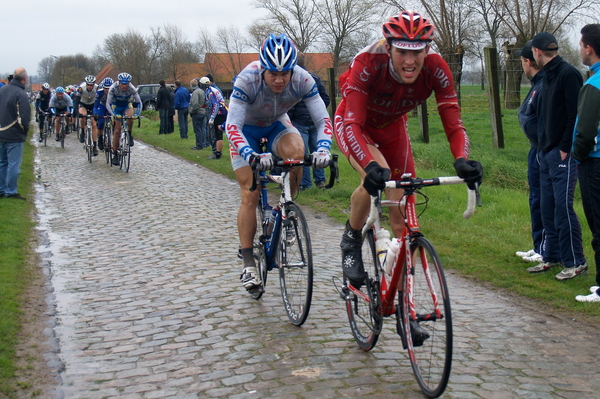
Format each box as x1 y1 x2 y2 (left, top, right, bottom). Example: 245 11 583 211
235 165 261 289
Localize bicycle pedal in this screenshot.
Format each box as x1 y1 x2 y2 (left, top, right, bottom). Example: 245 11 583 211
332 276 352 300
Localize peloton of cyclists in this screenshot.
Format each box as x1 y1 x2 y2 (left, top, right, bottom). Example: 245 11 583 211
49 86 74 141
35 82 52 142
78 75 100 155
225 33 332 291
106 72 142 166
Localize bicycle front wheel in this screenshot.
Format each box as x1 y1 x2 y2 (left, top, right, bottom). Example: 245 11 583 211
401 236 452 398
60 125 65 148
120 134 131 172
104 126 112 164
86 127 93 163
277 202 312 326
345 228 381 351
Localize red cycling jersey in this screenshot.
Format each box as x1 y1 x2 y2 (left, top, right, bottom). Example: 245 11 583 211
334 39 470 176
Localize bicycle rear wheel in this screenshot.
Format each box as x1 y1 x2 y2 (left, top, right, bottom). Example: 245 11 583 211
400 236 452 398
345 228 381 350
250 199 267 300
278 202 312 326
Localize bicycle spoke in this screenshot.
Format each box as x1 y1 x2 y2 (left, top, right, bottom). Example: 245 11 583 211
278 203 312 326
345 229 381 350
402 236 452 398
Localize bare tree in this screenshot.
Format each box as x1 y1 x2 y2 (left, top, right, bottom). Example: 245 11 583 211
197 27 219 76
492 0 598 107
316 0 383 70
213 26 252 79
247 21 275 51
37 56 55 83
252 0 322 51
160 24 200 81
99 29 151 85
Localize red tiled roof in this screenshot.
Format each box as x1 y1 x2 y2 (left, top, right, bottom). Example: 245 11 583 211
178 53 334 85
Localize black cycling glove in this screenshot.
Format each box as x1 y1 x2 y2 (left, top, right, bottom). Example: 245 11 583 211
363 162 391 196
454 158 483 190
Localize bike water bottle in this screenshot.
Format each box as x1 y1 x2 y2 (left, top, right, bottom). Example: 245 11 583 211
375 228 391 267
263 205 272 224
266 208 277 236
384 238 400 275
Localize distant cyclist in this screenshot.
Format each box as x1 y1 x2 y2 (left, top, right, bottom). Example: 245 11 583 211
78 75 99 155
93 77 113 151
35 83 52 142
106 72 141 166
226 33 333 291
49 86 73 141
334 10 483 287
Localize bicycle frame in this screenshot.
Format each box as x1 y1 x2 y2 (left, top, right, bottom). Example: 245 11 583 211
355 176 477 318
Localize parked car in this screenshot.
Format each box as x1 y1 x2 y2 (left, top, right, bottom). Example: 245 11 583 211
137 83 174 111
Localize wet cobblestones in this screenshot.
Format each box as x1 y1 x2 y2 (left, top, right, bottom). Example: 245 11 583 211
34 135 600 398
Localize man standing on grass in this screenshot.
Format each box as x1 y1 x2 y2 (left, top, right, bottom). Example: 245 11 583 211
0 68 30 200
572 24 600 302
514 40 545 264
526 32 587 281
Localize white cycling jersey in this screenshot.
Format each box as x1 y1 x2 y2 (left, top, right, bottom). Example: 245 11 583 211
79 84 97 105
226 61 332 161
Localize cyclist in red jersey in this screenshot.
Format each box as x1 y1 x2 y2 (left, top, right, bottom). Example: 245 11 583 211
335 10 483 287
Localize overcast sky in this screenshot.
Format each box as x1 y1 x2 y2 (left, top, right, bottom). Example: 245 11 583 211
1 0 267 78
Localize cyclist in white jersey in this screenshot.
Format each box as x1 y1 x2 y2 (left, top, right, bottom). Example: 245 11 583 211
78 75 99 155
226 34 333 291
106 72 141 165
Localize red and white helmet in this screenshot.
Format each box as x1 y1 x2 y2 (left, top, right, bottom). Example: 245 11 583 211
382 10 435 50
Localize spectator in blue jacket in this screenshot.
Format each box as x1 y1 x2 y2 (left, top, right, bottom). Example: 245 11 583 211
288 53 331 190
514 40 545 264
0 68 31 200
174 80 190 139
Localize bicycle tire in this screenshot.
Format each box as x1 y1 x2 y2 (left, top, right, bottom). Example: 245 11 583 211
277 202 312 326
86 125 93 163
250 199 267 300
345 228 381 350
400 236 452 398
42 119 48 146
60 124 65 149
104 126 112 164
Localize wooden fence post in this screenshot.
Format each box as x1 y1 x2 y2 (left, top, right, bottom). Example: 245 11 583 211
484 47 504 149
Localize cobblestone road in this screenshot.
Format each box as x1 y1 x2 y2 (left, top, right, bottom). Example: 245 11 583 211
34 134 600 399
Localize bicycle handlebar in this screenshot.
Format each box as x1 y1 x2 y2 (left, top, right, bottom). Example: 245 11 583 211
249 154 339 192
382 176 481 219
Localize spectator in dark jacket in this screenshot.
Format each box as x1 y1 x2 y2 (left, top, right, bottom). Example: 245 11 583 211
156 80 171 134
288 53 331 189
0 68 31 200
514 40 545 263
527 31 586 280
168 87 175 134
174 80 191 139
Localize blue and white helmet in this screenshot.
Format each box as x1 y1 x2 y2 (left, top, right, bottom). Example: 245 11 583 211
259 34 297 72
117 72 132 84
102 77 113 88
55 86 65 93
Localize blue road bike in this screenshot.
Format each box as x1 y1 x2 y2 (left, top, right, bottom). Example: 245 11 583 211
248 146 338 326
